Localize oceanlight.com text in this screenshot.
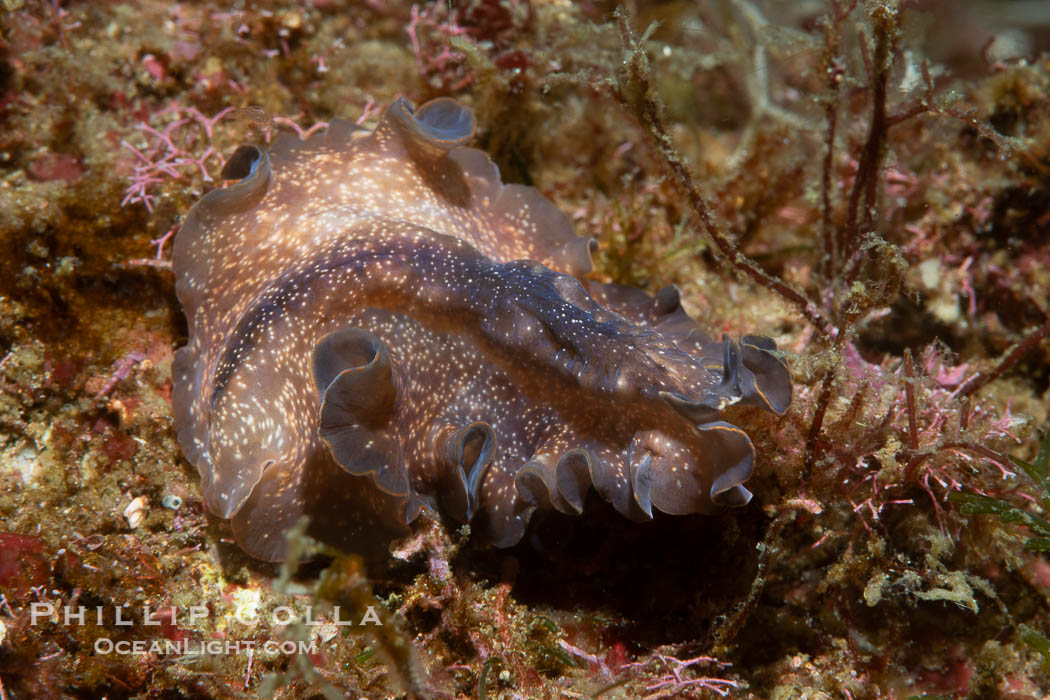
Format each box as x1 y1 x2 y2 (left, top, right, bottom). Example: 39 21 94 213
94 638 318 656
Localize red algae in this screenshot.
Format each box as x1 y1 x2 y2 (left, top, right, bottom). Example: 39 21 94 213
0 532 48 600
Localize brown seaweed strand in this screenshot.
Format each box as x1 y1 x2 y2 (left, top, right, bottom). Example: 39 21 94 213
839 4 900 298
801 303 862 488
818 0 854 284
613 8 833 338
955 317 1050 399
902 348 922 481
906 441 1016 475
710 496 823 654
709 508 788 655
820 94 839 285
842 18 887 262
801 349 839 492
903 349 919 453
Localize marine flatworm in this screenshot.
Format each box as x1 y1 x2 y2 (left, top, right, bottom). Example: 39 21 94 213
172 97 792 561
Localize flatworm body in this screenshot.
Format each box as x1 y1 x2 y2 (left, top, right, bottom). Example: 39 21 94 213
172 98 792 561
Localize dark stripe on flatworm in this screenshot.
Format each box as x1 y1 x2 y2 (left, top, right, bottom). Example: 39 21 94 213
209 229 482 409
